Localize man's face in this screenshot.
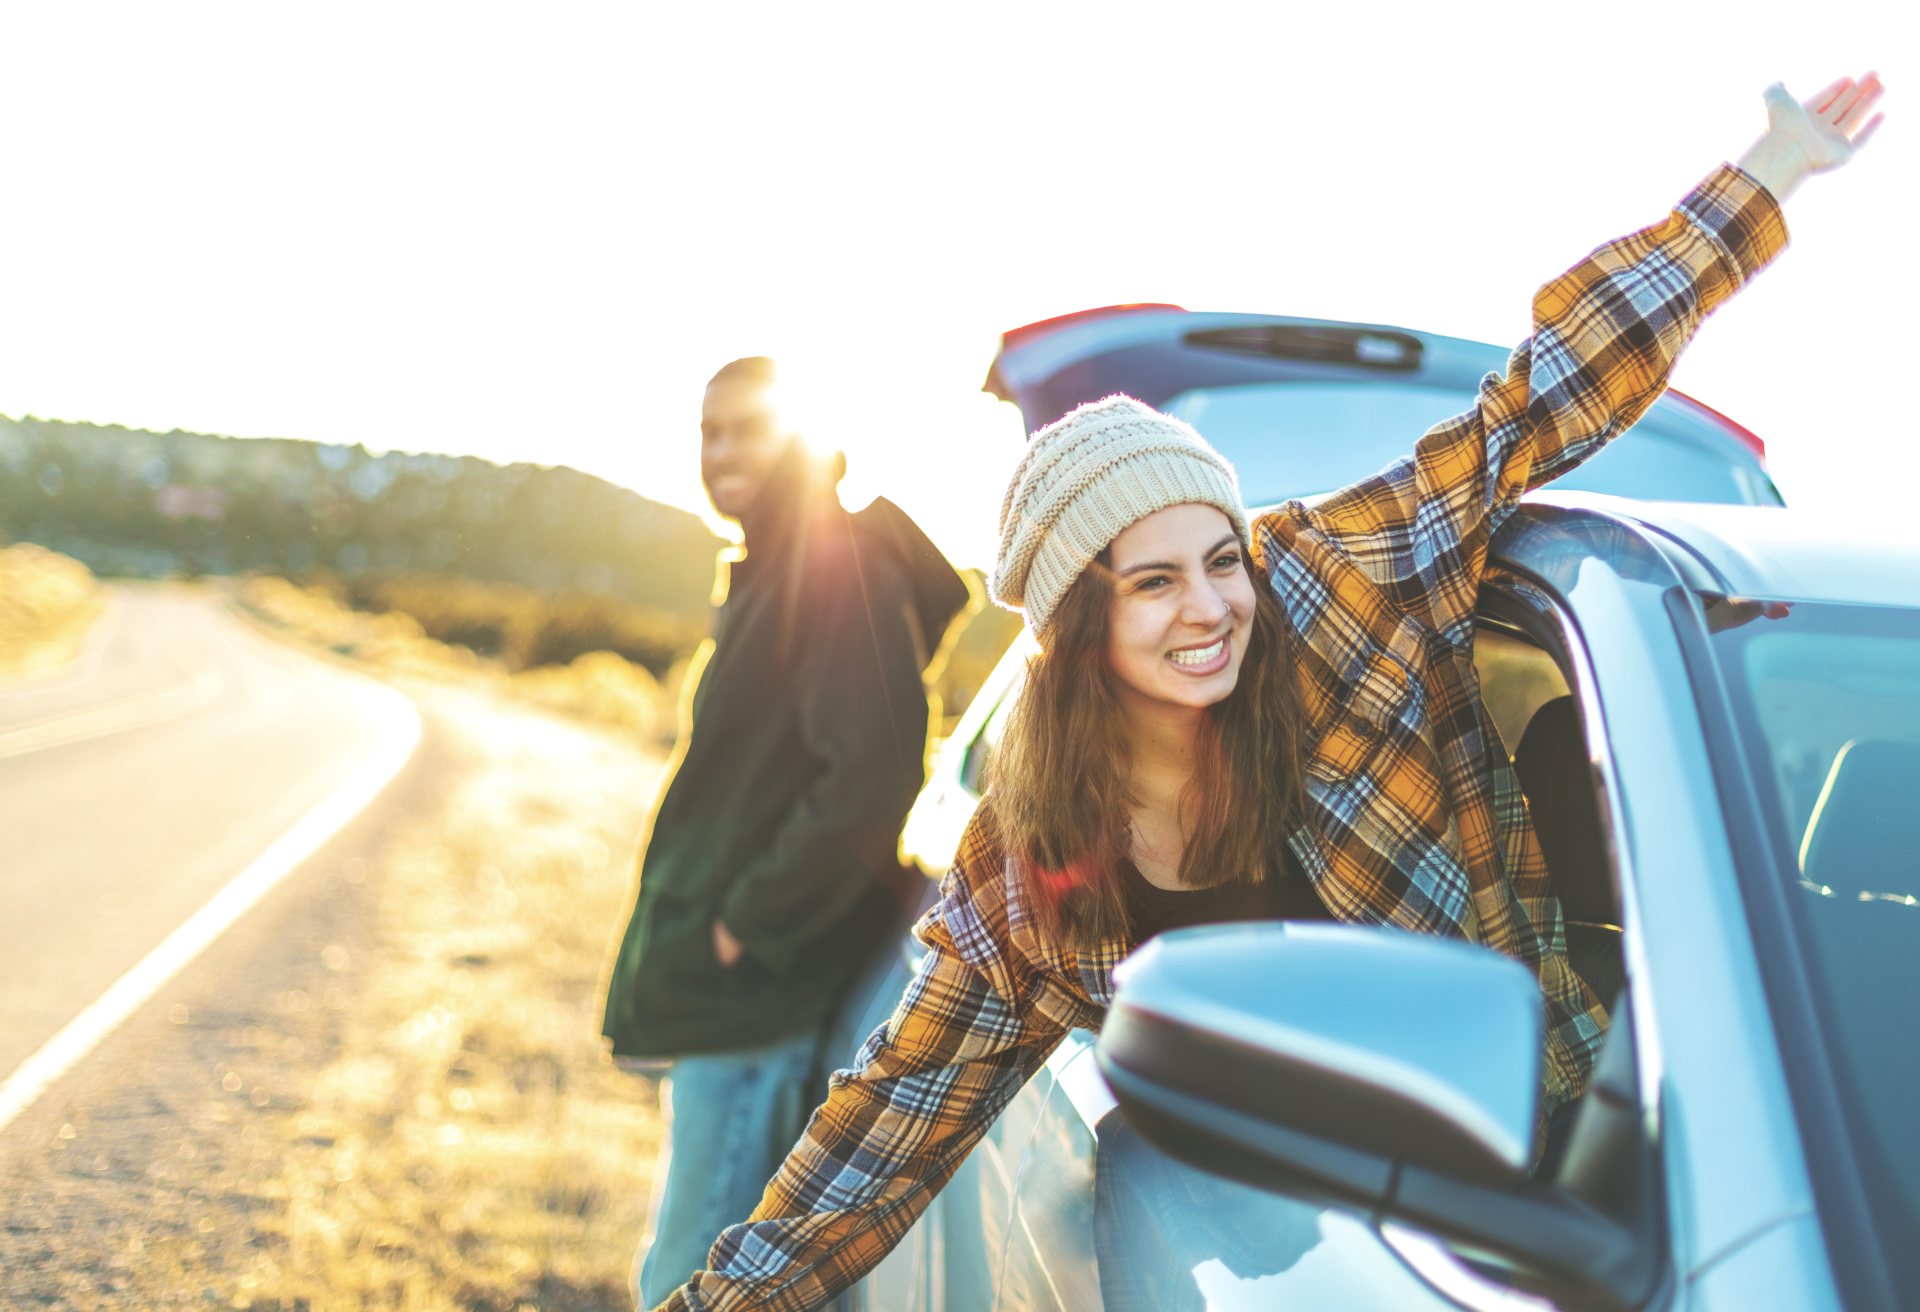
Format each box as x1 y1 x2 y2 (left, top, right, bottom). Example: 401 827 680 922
700 379 792 519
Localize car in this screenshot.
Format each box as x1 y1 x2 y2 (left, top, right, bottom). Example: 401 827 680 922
821 311 1915 1309
844 492 1920 1311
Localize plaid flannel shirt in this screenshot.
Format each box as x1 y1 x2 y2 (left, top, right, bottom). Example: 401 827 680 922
660 163 1789 1312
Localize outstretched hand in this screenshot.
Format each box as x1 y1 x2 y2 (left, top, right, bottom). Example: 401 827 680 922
1738 72 1886 203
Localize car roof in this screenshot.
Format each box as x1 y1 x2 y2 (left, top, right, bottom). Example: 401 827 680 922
1506 492 1920 609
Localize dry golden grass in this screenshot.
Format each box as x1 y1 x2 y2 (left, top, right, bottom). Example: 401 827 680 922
245 694 665 1311
311 572 704 678
0 542 102 677
233 575 676 746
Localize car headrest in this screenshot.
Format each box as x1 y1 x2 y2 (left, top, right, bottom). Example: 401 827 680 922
1798 739 1920 903
1513 696 1616 927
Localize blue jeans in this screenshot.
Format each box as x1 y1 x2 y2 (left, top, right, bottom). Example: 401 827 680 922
634 1026 828 1309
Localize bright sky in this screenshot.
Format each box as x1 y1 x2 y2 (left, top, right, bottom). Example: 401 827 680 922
2 2 1912 569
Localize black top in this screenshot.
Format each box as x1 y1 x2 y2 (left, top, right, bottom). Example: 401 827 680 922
1121 843 1329 942
602 445 971 1059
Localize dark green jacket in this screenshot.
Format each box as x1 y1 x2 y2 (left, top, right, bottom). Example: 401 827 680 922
602 453 969 1057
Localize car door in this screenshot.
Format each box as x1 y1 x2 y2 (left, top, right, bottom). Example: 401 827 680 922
1480 506 1858 1307
994 574 1652 1312
842 907 1059 1312
983 586 1590 1310
877 526 1698 1307
1458 533 1822 1310
882 570 1612 1309
855 635 1054 1310
1005 1022 1479 1310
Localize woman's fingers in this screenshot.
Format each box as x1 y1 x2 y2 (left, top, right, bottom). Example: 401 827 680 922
1824 76 1868 126
1851 112 1886 152
1836 75 1884 135
1808 76 1850 114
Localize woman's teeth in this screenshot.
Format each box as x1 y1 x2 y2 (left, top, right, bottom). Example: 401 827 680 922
1168 638 1225 667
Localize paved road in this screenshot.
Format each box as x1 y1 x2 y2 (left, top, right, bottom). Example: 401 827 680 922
0 584 416 1093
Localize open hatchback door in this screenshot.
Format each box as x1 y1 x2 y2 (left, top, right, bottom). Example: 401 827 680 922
985 305 1782 507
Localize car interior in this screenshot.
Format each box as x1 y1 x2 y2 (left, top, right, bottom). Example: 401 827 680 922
1471 623 1628 1012
1797 737 1920 948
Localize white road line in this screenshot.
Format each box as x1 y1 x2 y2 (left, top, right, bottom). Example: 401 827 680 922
0 665 226 761
0 675 423 1134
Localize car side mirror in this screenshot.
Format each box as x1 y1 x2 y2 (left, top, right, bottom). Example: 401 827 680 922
1096 924 1654 1311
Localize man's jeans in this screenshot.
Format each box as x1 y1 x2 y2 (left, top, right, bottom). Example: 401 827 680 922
630 920 913 1309
634 1026 826 1307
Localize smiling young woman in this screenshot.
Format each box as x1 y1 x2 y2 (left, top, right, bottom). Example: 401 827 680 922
991 492 1312 948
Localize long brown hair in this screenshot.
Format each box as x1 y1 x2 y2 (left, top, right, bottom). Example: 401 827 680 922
989 550 1309 948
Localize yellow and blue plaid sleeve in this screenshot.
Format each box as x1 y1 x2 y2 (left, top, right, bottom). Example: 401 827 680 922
657 810 1076 1311
1293 163 1788 642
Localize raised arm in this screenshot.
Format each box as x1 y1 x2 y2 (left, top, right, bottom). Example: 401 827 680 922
658 813 1084 1311
1272 74 1881 645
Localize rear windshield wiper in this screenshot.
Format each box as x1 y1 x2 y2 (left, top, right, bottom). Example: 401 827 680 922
1184 325 1423 371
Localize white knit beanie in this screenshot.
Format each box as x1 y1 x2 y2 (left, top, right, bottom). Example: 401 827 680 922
991 395 1250 635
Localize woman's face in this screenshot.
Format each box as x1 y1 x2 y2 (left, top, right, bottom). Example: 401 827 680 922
1103 503 1256 717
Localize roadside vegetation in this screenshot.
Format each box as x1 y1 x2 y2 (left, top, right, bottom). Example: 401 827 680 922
244 694 665 1310
0 541 102 678
311 572 704 678
233 575 688 745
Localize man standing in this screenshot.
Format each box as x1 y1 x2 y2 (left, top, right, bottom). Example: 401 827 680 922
603 356 969 1308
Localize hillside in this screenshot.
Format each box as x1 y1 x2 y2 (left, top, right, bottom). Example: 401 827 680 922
0 416 722 623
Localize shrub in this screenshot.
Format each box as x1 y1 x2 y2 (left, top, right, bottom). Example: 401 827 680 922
0 542 100 674
302 571 705 677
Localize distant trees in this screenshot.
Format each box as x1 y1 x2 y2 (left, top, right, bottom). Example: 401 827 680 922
0 415 721 616
0 415 721 672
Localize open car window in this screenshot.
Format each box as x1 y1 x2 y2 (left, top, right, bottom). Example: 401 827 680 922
1473 604 1625 952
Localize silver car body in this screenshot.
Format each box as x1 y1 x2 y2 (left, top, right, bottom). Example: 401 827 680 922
840 494 1920 1310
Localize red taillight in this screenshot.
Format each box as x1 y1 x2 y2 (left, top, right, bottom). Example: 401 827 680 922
1000 303 1185 352
1667 389 1767 463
